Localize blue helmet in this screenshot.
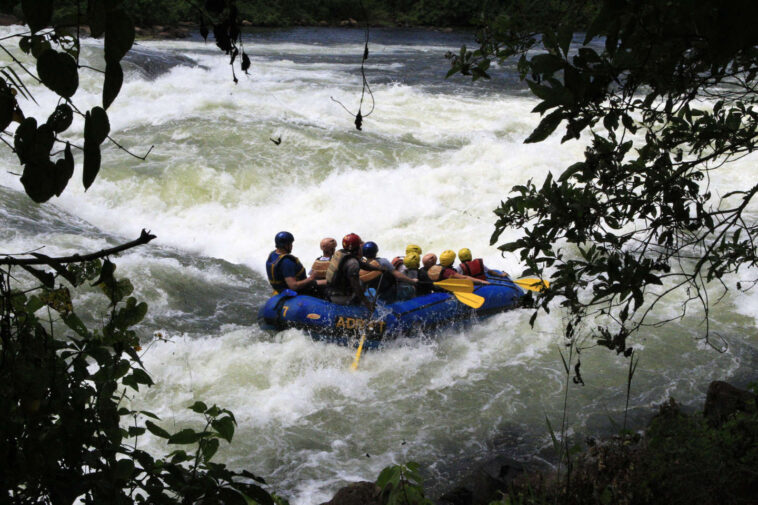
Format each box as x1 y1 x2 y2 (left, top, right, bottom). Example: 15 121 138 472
362 241 378 258
275 231 294 248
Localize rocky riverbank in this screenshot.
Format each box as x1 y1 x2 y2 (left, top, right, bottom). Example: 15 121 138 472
321 380 758 505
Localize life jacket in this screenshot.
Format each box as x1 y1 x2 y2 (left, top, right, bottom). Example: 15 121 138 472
266 250 306 294
459 258 486 280
326 250 352 292
310 256 330 280
359 259 382 283
427 264 456 282
426 265 443 281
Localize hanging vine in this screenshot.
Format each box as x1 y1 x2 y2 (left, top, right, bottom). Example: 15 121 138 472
331 0 375 131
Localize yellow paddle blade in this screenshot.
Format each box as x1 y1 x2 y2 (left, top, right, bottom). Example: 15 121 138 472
514 278 550 292
433 278 474 293
350 333 367 371
453 291 485 309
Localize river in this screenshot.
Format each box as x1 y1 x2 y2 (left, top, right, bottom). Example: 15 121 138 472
1 26 757 504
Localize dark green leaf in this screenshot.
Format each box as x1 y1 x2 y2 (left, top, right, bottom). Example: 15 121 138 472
21 265 54 288
0 80 14 130
557 24 573 56
63 312 90 337
30 36 52 59
83 107 109 190
201 438 220 462
525 110 564 143
19 36 31 54
217 488 247 505
37 50 79 99
88 0 106 38
20 159 57 203
145 420 171 439
211 416 235 443
104 8 135 63
530 53 564 75
168 428 204 445
131 368 153 386
53 142 74 197
22 0 53 33
115 458 135 480
84 106 110 146
13 117 39 164
82 146 101 191
103 60 123 110
47 104 74 133
190 401 208 413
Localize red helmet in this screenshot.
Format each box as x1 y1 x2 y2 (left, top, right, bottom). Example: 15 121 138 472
342 233 362 252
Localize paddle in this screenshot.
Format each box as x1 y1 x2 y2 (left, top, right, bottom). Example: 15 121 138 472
513 277 550 292
451 290 485 309
350 333 366 371
433 278 474 293
351 275 383 371
421 278 482 308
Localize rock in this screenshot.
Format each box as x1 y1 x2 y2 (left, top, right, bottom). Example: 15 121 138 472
241 19 253 26
339 20 350 27
439 456 525 505
704 380 758 426
0 13 20 26
318 481 382 505
348 18 359 27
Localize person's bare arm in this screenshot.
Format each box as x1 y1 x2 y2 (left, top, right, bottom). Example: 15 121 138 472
285 272 317 291
391 269 418 284
451 272 489 285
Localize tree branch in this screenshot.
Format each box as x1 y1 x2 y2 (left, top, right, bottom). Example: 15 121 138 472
0 229 157 265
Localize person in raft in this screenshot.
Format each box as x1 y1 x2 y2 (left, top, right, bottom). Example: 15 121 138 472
359 241 418 302
396 252 433 300
326 233 377 308
309 237 337 285
392 244 423 273
265 231 318 295
426 250 489 285
456 248 509 279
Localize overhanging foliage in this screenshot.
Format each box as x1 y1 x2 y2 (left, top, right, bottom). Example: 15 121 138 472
449 0 758 354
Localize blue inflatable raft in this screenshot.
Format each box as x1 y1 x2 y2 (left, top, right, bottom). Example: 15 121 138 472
257 274 526 348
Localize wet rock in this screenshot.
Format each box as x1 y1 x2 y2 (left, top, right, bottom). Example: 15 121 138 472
318 481 382 505
439 456 525 505
704 380 758 427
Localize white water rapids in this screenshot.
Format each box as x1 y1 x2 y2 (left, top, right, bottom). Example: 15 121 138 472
1 26 757 504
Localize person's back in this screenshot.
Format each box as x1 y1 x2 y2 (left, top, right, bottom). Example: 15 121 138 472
327 233 371 308
397 252 432 299
360 242 396 301
360 241 417 302
457 248 508 279
265 231 317 295
426 250 458 282
310 237 337 281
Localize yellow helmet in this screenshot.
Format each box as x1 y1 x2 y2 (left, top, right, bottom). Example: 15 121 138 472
440 249 456 267
406 244 422 255
458 248 472 262
404 252 420 269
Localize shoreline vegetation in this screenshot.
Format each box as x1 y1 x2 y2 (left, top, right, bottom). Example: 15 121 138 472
3 2 756 504
322 380 758 505
0 0 507 36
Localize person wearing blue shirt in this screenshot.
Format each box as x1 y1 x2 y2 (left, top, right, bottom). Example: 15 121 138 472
265 231 318 295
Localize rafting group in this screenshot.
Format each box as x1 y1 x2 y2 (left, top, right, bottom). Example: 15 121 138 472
265 231 510 309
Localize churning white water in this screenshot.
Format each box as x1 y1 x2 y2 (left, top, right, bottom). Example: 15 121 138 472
2 26 757 504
